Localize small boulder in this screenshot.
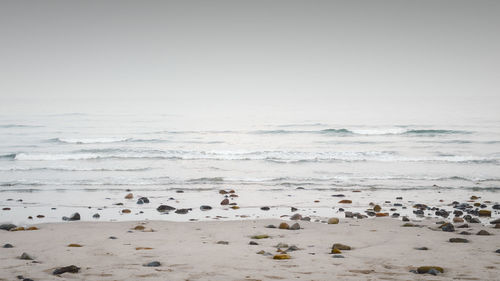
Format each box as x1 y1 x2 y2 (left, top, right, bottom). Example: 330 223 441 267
3 243 13 248
0 224 16 231
92 213 100 219
328 218 339 224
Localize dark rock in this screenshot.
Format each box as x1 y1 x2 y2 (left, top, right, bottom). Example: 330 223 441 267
176 190 184 193
492 204 500 210
108 236 117 239
156 205 176 212
413 209 424 216
290 223 300 230
290 213 302 220
338 208 344 212
476 230 491 236
435 209 449 218
394 203 403 207
3 243 13 248
449 238 469 243
415 247 428 250
200 205 212 211
53 265 80 275
417 266 444 274
453 210 463 216
392 213 400 218
260 206 270 211
249 241 258 245
286 245 299 251
331 194 345 197
496 249 500 253
137 197 149 204
0 224 16 231
174 208 191 214
396 196 403 200
301 217 311 221
265 224 276 228
23 279 33 281
143 261 161 267
366 211 375 217
459 231 472 235
470 218 481 223
92 213 100 219
63 213 80 221
402 216 410 222
457 223 469 228
441 223 455 232
220 199 229 205
345 211 353 218
490 218 500 224
20 253 33 260
332 255 345 258
216 241 229 245
291 207 298 212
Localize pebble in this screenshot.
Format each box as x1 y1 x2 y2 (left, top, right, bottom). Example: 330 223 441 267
476 230 491 236
332 243 351 251
402 216 409 222
496 249 500 253
291 207 298 212
478 210 491 217
121 209 131 214
200 205 212 211
290 223 300 230
332 255 345 258
290 214 302 220
156 205 176 212
53 265 80 274
220 199 229 205
328 218 339 224
0 224 16 231
92 213 100 219
260 206 270 211
373 205 381 212
108 236 118 239
459 231 472 235
490 218 500 224
457 223 469 228
344 212 353 218
216 241 229 245
62 213 80 221
3 243 13 248
417 266 444 274
279 222 290 229
275 243 288 248
338 200 352 204
441 223 455 232
67 244 83 247
20 252 33 260
175 208 191 214
265 224 276 228
124 193 133 199
251 235 269 239
449 238 469 243
415 247 428 250
286 245 299 251
249 241 259 245
273 254 291 260
453 217 464 223
143 261 161 267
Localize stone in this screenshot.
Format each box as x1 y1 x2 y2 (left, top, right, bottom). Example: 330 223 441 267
453 217 464 223
275 243 289 248
290 214 302 220
345 212 353 218
415 247 428 250
121 209 131 214
417 266 444 274
332 243 351 250
63 213 80 221
0 224 16 231
134 225 146 230
265 224 276 228
220 199 229 205
216 241 229 245
478 210 491 217
457 223 469 228
230 205 240 209
200 205 212 211
286 245 299 251
331 248 342 254
459 231 472 235
373 205 381 212
290 223 300 230
477 230 491 236
53 265 80 275
490 218 500 224
338 200 352 204
219 190 228 194
492 204 500 210
249 241 258 245
328 218 339 224
143 261 161 267
125 193 133 199
156 205 176 212
260 206 270 211
301 217 311 221
251 235 269 239
176 190 184 193
496 249 500 253
449 238 469 243
279 222 290 229
375 213 389 217
402 216 410 222
137 197 150 204
470 195 479 200
67 244 83 247
332 255 345 258
291 207 298 212
441 223 455 232
109 236 117 239
273 254 291 260
331 194 345 197
175 208 191 214
20 253 33 260
3 243 13 248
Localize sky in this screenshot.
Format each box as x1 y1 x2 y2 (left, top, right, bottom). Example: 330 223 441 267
0 0 499 121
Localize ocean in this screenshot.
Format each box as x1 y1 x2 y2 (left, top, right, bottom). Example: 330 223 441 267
1 112 499 224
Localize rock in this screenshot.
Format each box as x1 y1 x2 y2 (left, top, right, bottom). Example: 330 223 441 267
332 194 345 197
453 217 464 223
230 205 240 209
415 247 428 250
200 205 212 211
273 254 291 260
125 193 133 199
251 235 269 239
175 208 191 214
493 204 500 210
290 223 300 230
331 248 342 254
121 209 131 214
470 195 479 200
143 261 161 267
156 205 176 212
216 241 229 245
478 210 491 217
332 243 351 251
0 224 16 231
265 224 276 228
36 215 45 218
496 249 500 253
92 213 100 219
402 216 410 222
249 241 258 245
176 190 184 193
490 218 500 224
477 230 491 236
134 225 146 230
137 197 150 204
328 218 339 224
344 212 353 218
392 213 400 218
457 223 469 228
278 222 290 229
260 206 270 211
290 213 302 220
338 200 352 204
69 213 80 221
286 245 299 251
373 205 381 212
53 265 80 275
3 243 13 248
275 243 289 248
109 236 117 239
459 231 472 235
291 207 298 212
220 199 229 205
301 217 311 221
449 238 469 243
332 255 345 258
67 244 83 247
417 266 444 274
219 190 228 194
375 213 389 217
441 223 455 232
20 253 33 260
470 218 481 223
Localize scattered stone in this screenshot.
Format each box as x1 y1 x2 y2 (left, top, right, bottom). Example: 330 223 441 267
290 214 302 220
62 213 80 221
459 231 472 235
125 193 133 199
331 248 342 254
265 225 276 228
279 222 290 229
415 247 428 250
275 243 289 248
200 205 212 211
332 243 351 251
453 217 464 223
332 255 345 258
478 210 491 217
291 207 298 212
493 204 500 210
249 241 258 245
417 266 444 274
20 253 33 260
220 199 229 205
373 205 381 212
375 213 389 217
134 225 145 231
108 236 117 239
457 223 469 228
402 216 409 222
290 223 300 230
53 265 80 275
219 190 228 194
143 261 161 267
477 230 491 236
338 200 352 204
286 245 299 251
121 209 131 214
449 238 469 243
216 241 229 245
36 215 44 218
67 244 83 247
345 212 353 218
328 218 339 224
175 208 191 214
441 223 455 232
92 213 100 219
156 205 176 212
3 208 11 211
3 243 13 248
0 224 16 231
251 235 269 239
490 218 500 224
176 190 184 193
137 197 150 204
260 206 270 211
273 254 291 260
230 205 240 210
301 217 311 221
392 213 400 218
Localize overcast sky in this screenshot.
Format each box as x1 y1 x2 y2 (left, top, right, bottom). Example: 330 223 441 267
0 0 499 118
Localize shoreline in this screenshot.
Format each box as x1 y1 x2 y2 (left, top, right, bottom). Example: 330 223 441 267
1 217 499 280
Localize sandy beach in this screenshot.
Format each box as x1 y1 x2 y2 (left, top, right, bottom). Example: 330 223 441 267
1 215 499 281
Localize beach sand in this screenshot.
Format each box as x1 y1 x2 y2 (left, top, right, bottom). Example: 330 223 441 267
1 217 499 280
